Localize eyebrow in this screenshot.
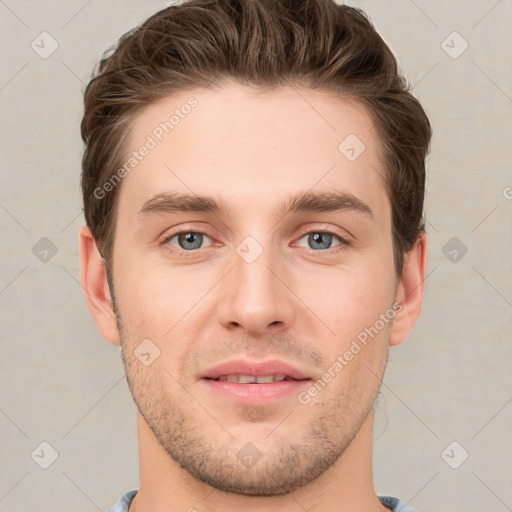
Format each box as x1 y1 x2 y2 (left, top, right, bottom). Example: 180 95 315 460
138 190 374 220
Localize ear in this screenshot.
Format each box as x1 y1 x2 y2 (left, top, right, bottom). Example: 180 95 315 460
389 232 428 347
79 225 121 345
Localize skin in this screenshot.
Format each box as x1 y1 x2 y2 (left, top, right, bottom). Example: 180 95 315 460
80 81 427 512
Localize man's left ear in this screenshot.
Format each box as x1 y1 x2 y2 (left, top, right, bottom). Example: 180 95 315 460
389 232 428 347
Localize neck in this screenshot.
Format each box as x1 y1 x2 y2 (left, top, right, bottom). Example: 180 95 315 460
129 408 391 512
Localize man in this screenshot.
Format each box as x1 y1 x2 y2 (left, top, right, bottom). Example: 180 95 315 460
79 0 431 511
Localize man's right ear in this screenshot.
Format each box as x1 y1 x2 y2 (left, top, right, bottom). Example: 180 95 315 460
79 225 121 345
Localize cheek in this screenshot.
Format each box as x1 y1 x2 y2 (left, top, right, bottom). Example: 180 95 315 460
114 257 212 342
297 260 396 338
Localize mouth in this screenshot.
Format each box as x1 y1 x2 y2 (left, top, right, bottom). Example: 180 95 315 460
200 358 310 381
199 360 312 404
206 374 300 383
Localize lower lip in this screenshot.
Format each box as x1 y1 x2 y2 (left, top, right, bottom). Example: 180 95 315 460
200 378 311 405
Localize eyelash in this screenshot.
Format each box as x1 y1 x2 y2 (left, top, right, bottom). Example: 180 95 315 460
161 226 350 254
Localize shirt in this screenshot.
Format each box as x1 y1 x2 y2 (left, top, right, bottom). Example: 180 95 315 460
107 489 418 511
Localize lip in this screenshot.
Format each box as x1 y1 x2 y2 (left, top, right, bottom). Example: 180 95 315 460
200 359 310 381
199 359 312 406
201 378 311 405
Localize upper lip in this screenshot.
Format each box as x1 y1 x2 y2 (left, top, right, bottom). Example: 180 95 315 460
200 359 311 380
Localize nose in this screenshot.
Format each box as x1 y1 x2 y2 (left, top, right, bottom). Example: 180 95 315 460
217 237 295 337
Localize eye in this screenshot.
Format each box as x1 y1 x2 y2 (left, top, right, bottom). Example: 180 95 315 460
164 231 214 251
296 230 346 251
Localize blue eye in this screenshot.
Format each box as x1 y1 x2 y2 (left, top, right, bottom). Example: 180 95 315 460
162 229 347 253
297 231 344 250
167 232 213 251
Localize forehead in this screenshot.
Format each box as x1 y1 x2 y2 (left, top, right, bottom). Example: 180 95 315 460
118 82 389 221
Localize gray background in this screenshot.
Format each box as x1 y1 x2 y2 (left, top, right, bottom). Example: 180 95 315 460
1 0 511 510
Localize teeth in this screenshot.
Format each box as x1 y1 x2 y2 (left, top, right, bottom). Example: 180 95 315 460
216 374 288 383
255 375 275 383
238 375 256 384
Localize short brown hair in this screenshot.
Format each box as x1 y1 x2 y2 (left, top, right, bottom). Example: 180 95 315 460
81 0 432 278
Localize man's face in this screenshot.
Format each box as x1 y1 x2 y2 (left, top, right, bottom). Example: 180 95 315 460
111 82 399 494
